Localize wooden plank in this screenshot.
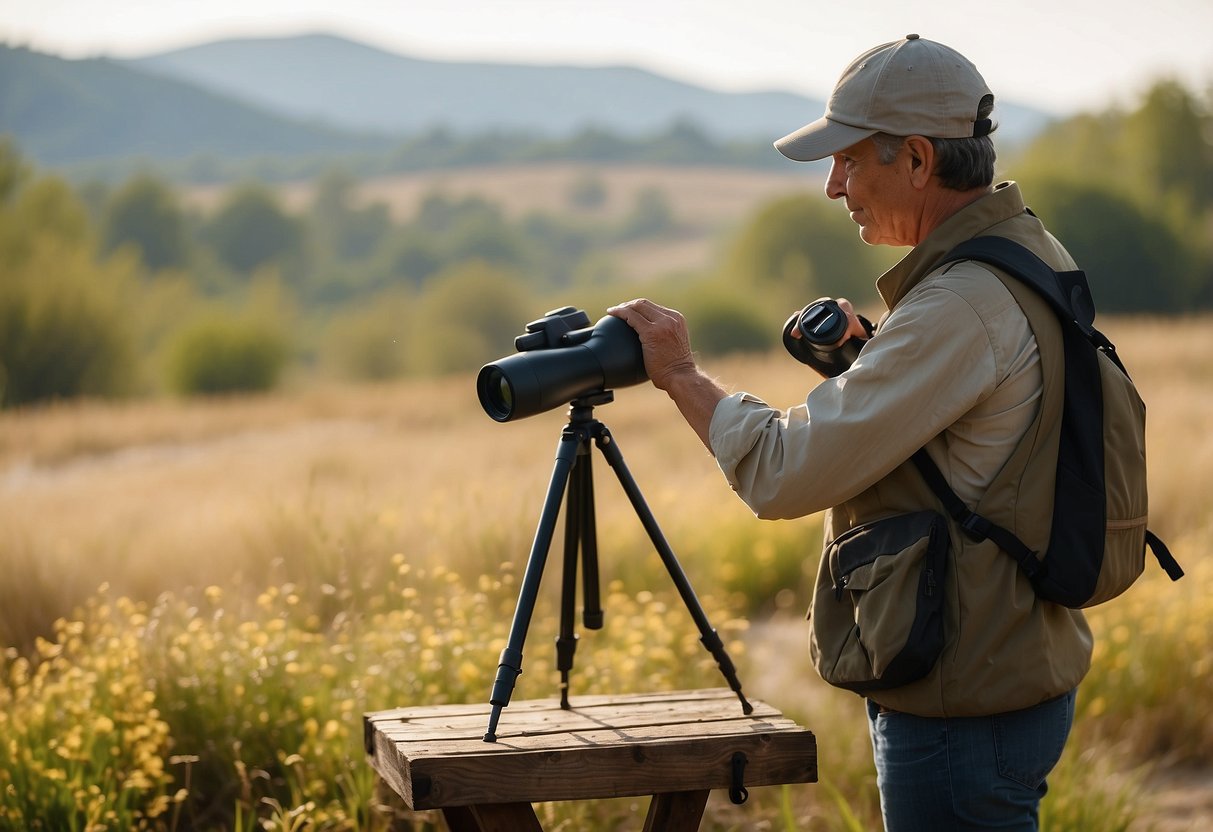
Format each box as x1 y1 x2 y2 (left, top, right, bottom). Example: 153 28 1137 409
369 697 779 736
643 791 711 832
366 688 739 722
363 688 819 815
377 715 808 757
365 688 759 730
365 689 776 741
371 704 788 747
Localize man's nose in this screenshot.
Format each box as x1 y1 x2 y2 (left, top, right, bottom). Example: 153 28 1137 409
824 158 846 201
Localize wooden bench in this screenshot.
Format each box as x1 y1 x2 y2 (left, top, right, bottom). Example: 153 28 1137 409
364 688 817 831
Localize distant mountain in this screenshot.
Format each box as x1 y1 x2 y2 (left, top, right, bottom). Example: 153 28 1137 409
126 34 826 143
0 35 1054 174
127 34 1054 147
0 44 391 166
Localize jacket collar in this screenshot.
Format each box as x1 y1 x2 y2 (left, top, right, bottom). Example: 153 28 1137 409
876 181 1028 310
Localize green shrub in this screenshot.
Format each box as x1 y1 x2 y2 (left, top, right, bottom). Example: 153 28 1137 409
0 242 135 408
683 288 776 356
406 262 534 376
0 163 138 407
1017 178 1201 312
166 317 288 395
323 292 411 381
721 194 882 310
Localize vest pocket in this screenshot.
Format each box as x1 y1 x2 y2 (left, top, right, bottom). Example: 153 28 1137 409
810 511 949 695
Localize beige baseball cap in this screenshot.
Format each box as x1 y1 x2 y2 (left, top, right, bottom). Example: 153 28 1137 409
775 34 993 162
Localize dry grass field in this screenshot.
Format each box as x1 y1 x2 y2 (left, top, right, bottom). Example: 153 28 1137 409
187 163 818 226
1 315 1211 829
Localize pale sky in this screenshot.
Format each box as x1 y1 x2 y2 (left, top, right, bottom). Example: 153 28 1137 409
2 0 1211 115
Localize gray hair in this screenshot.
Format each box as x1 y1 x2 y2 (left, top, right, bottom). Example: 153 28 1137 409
872 94 997 190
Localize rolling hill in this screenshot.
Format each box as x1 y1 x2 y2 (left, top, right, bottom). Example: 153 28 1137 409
0 35 1055 173
0 44 392 167
126 33 829 142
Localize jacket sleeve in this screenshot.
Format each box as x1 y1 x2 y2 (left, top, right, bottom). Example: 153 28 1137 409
708 278 1008 519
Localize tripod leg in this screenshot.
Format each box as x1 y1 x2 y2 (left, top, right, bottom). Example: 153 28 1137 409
594 425 754 716
558 444 605 710
484 428 581 742
556 443 588 709
579 446 603 632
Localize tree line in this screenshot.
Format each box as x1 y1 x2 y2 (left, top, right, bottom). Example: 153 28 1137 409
1 78 1210 409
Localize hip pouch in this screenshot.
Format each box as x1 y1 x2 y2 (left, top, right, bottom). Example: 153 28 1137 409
809 511 949 695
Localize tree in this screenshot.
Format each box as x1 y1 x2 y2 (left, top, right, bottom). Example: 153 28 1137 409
0 171 136 406
1010 79 1213 311
1027 179 1200 312
400 191 535 279
0 245 136 407
0 138 29 204
309 168 391 262
102 173 190 271
406 262 534 375
722 194 883 315
0 149 139 406
1121 79 1213 213
376 228 444 288
616 187 674 241
204 184 303 274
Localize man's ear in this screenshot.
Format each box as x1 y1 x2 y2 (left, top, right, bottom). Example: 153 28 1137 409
904 136 934 189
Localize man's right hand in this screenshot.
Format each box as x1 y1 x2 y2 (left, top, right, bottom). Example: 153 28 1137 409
787 297 870 349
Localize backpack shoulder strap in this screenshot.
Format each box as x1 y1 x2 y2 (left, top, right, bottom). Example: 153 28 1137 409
943 236 1095 330
944 236 1129 374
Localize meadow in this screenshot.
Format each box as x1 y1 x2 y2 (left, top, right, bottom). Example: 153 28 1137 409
1 316 1210 830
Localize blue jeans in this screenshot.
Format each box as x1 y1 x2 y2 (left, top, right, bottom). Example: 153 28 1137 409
867 690 1076 831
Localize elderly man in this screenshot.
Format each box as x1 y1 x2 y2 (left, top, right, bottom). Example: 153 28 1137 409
610 35 1090 831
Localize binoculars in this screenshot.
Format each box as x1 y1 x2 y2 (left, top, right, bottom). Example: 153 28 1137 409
782 298 874 377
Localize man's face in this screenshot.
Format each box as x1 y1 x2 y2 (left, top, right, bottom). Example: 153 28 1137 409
824 138 920 247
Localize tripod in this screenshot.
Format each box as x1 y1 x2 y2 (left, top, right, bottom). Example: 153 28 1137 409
484 391 753 742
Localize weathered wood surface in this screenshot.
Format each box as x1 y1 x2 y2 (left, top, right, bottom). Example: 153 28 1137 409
365 688 817 811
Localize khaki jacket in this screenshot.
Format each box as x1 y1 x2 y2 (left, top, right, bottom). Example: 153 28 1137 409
710 182 1092 716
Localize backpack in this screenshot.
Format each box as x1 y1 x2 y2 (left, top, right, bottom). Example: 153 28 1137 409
912 236 1184 608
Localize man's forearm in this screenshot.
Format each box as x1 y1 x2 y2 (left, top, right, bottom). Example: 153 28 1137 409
659 367 729 453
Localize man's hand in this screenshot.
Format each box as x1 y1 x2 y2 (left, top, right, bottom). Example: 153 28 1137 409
787 297 870 347
608 298 727 452
607 298 698 391
785 297 871 379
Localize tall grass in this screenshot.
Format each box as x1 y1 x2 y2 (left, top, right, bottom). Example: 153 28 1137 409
1 316 1210 829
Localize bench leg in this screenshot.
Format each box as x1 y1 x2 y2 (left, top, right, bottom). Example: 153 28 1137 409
442 802 543 832
643 790 710 832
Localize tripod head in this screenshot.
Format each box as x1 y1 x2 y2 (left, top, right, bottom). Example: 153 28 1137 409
566 390 615 419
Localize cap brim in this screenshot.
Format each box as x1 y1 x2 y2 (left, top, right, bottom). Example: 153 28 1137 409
774 117 878 162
